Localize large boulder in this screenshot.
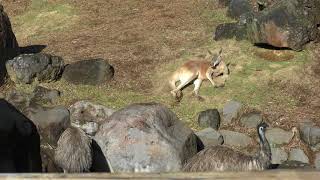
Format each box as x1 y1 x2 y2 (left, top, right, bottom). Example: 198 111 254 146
0 4 19 84
6 53 65 84
240 112 263 128
271 147 288 164
246 0 319 51
94 102 198 173
0 99 42 172
62 59 114 85
69 100 115 136
215 0 320 50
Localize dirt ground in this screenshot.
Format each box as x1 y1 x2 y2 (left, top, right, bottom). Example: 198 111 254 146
1 0 320 128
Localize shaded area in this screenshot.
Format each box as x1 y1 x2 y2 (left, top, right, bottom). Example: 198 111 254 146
19 45 47 54
0 99 42 173
90 139 111 172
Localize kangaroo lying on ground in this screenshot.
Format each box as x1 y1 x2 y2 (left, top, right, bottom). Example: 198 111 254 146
169 49 229 101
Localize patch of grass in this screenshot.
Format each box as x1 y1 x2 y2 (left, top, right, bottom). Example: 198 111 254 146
13 0 78 40
153 39 311 129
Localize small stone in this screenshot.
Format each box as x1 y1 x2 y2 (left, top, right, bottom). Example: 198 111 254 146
197 109 221 130
299 121 320 150
315 153 320 170
195 128 224 147
219 130 252 148
288 148 309 164
271 148 288 164
265 128 294 145
31 86 61 104
240 112 263 128
222 100 243 125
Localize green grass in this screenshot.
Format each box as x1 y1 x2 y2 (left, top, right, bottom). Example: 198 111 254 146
13 0 78 39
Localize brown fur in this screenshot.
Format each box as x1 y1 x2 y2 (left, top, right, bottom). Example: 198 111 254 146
183 123 271 172
54 126 92 173
169 52 229 100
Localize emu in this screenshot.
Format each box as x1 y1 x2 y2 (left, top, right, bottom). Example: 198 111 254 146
183 122 271 171
54 126 92 173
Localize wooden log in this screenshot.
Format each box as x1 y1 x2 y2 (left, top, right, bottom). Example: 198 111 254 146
0 170 319 180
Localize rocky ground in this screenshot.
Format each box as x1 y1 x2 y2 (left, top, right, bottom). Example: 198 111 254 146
1 0 320 172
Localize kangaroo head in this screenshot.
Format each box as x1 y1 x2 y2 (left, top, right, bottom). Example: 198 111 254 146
209 49 227 76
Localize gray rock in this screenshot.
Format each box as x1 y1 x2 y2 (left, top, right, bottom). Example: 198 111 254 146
271 148 288 164
265 128 293 145
62 59 114 85
227 0 253 19
195 128 224 147
197 109 221 130
288 148 309 164
315 153 320 170
214 23 248 41
94 102 198 173
240 112 263 128
69 100 115 136
30 86 61 104
5 89 31 112
219 130 252 147
222 100 243 124
6 53 65 84
299 121 320 151
29 106 70 146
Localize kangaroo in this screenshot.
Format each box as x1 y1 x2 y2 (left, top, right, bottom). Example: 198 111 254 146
169 49 229 101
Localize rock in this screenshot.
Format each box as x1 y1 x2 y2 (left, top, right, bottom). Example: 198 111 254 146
0 4 19 84
246 0 319 51
271 147 288 164
222 100 243 124
265 128 293 145
288 148 309 164
5 53 65 84
277 160 312 169
218 0 231 7
240 112 263 128
5 89 31 112
30 86 61 104
0 99 42 172
315 153 320 170
215 0 320 50
197 109 221 130
69 100 115 136
94 102 198 173
219 130 252 147
195 128 224 147
62 59 114 85
214 23 247 41
29 106 70 146
227 0 253 19
299 121 320 151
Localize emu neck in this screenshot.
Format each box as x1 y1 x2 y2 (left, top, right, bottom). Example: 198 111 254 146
258 130 271 168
